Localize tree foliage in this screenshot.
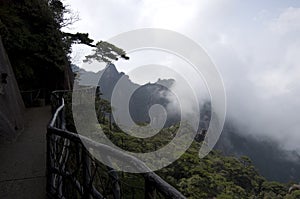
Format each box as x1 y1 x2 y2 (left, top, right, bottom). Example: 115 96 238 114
84 41 129 63
48 0 79 28
0 0 129 91
0 0 95 91
0 0 67 89
65 96 293 199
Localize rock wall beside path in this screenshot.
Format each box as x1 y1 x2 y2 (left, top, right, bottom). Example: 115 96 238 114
0 36 25 142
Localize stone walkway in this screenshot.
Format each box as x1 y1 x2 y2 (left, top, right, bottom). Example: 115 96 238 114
0 106 51 199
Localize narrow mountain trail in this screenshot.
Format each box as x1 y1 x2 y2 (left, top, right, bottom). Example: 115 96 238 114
0 106 51 199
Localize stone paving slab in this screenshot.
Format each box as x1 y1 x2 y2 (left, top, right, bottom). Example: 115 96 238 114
0 106 50 199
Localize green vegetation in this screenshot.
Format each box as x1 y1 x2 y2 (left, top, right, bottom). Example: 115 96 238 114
1 0 67 90
0 0 127 101
84 41 129 63
0 0 99 91
62 93 298 199
3 1 297 197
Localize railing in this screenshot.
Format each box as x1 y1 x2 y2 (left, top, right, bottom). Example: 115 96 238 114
21 88 49 107
46 91 186 199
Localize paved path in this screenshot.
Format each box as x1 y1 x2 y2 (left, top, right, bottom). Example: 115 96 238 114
0 106 51 199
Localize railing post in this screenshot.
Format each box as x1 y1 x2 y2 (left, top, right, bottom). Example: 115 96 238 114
46 131 53 197
145 177 157 199
47 90 186 199
102 154 121 199
109 113 112 130
108 168 121 199
82 147 92 199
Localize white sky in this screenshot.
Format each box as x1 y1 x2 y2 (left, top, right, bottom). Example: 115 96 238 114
63 0 300 152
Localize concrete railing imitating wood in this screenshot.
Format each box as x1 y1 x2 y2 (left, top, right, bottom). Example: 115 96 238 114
46 91 186 199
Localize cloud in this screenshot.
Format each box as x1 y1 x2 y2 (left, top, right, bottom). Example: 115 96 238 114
269 7 300 34
212 6 300 152
65 0 300 153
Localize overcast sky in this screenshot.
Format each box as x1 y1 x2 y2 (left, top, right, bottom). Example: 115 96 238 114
64 0 300 153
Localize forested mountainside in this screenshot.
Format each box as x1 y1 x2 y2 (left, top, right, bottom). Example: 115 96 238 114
1 0 300 198
216 125 300 183
76 63 300 184
76 63 181 127
62 92 300 198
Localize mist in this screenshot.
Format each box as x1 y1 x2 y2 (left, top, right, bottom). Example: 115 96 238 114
66 0 300 154
210 7 300 153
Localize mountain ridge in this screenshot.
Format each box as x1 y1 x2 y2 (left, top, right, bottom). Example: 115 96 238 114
74 63 300 183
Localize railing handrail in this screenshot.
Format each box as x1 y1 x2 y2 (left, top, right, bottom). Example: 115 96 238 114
49 98 64 127
47 92 186 199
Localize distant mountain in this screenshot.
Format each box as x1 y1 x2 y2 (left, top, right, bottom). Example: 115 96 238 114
75 63 300 183
76 64 180 127
215 121 300 183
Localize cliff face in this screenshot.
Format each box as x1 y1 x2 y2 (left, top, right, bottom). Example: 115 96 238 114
0 37 25 142
77 64 180 127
